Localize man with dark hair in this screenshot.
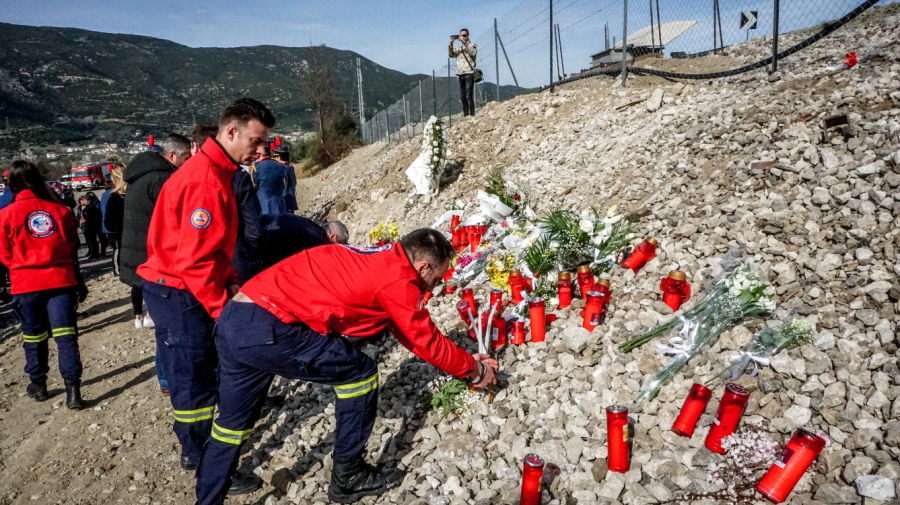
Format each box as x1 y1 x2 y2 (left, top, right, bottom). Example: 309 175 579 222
138 98 274 495
194 228 497 505
449 28 478 117
191 123 219 156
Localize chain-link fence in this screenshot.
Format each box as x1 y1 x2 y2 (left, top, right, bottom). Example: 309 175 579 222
361 0 895 144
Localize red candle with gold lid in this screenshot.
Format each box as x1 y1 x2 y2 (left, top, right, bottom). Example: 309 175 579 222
508 269 526 304
576 265 595 299
456 300 472 326
705 383 751 454
489 288 504 312
621 238 658 273
557 272 572 309
672 383 713 438
660 270 691 311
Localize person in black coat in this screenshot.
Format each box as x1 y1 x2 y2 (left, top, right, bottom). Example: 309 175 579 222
231 169 264 286
258 213 330 267
78 193 103 260
101 164 126 275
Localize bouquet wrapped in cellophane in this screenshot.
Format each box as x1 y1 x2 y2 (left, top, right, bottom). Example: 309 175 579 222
706 318 816 385
620 265 775 402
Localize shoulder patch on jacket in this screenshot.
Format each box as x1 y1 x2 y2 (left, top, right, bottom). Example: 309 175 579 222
26 210 56 238
190 208 212 229
341 243 393 255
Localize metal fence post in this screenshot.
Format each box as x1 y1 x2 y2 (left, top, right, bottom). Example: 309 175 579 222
621 0 629 87
549 0 554 92
772 0 780 72
448 59 452 128
403 94 409 139
432 70 437 118
419 81 424 125
495 18 500 102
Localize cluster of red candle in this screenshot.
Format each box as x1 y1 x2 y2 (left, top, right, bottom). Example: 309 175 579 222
451 224 489 253
671 382 751 450
454 284 554 347
620 237 658 273
508 269 531 304
659 270 691 311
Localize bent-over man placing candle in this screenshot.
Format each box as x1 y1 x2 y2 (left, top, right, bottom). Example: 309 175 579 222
194 228 498 505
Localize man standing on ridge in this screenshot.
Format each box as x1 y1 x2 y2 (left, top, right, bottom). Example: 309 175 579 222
449 28 477 117
138 98 275 496
194 228 498 505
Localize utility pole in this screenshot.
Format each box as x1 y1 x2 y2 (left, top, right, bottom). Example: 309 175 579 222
621 0 628 87
649 0 656 49
556 24 565 78
356 58 365 127
549 0 554 92
772 0 781 72
656 0 663 53
495 18 500 102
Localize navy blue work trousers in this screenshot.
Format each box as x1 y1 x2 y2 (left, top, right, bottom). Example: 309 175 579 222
12 287 81 385
142 281 217 466
195 300 379 505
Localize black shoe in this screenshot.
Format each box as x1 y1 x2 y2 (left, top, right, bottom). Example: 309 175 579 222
227 473 262 496
327 455 404 504
65 383 85 410
180 455 197 471
261 395 286 412
26 382 49 402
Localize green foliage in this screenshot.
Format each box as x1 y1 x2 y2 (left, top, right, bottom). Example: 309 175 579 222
429 379 476 418
522 234 556 277
530 277 558 301
484 168 531 215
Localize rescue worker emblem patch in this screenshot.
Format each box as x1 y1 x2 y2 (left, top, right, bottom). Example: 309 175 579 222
190 208 212 229
416 294 427 310
26 211 55 238
340 243 394 255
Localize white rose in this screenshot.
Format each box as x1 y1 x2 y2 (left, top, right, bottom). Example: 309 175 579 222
580 210 593 220
550 241 560 250
579 219 594 234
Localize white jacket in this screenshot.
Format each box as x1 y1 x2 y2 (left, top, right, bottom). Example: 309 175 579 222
449 41 478 75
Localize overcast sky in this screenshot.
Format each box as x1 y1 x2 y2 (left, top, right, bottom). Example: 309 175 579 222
0 0 523 75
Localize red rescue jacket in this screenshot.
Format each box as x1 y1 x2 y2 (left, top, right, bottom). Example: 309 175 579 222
0 190 78 295
138 138 239 319
241 243 477 378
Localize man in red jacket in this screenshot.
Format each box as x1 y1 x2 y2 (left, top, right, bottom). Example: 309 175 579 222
138 98 274 493
194 228 497 505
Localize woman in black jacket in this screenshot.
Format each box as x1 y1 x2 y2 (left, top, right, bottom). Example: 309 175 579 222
101 164 126 275
78 193 103 260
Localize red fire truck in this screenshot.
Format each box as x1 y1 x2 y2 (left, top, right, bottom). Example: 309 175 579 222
69 162 112 190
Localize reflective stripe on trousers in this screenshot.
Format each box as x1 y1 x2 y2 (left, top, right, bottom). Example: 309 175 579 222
174 406 215 423
52 327 76 338
23 332 48 344
210 422 253 446
334 372 378 399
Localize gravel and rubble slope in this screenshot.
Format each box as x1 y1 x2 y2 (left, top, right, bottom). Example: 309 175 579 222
0 5 898 505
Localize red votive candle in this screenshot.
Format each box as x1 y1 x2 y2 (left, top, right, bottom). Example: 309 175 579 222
470 233 483 252
557 272 572 309
595 279 611 324
756 430 827 503
607 406 630 473
443 268 457 295
520 454 545 505
491 316 507 349
456 300 472 326
576 265 595 299
509 269 526 304
528 298 546 343
705 383 751 454
620 238 658 273
660 270 691 312
490 288 504 312
672 383 713 438
450 214 460 229
460 288 477 314
511 320 527 345
582 291 605 331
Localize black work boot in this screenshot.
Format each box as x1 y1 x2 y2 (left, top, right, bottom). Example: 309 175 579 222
65 382 85 410
26 382 49 402
327 455 404 504
227 473 262 496
180 455 197 471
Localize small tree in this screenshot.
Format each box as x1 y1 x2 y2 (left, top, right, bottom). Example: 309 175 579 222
298 46 344 136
